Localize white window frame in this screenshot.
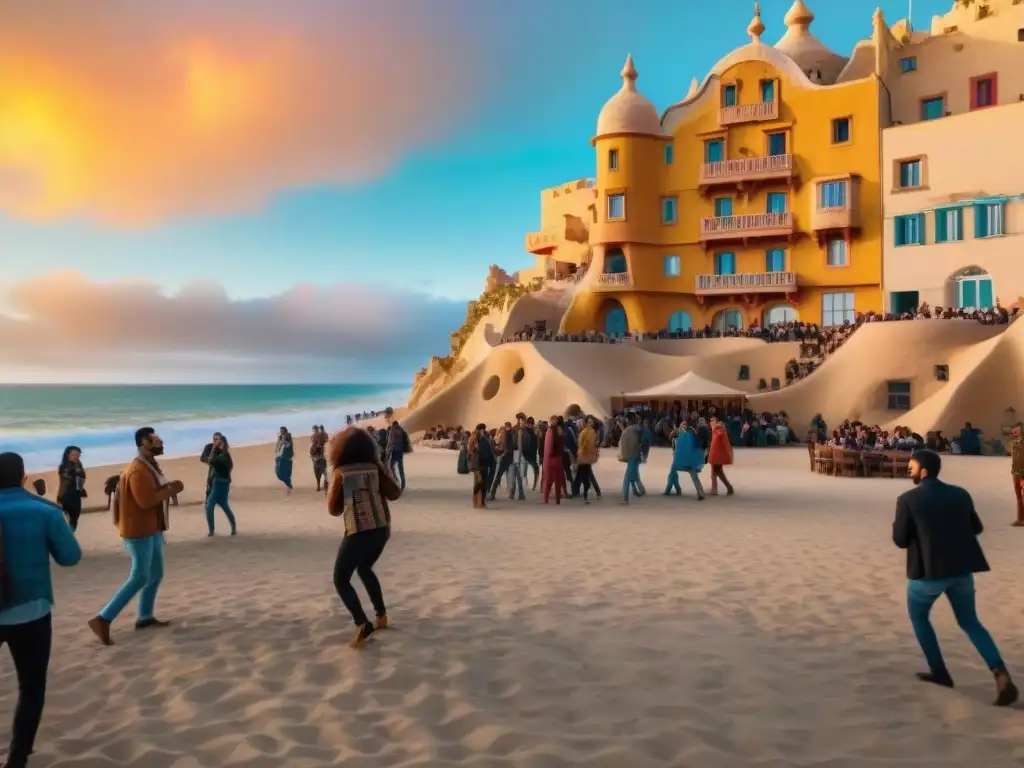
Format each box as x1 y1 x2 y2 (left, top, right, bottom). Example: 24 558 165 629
607 193 625 221
608 149 619 171
822 291 855 326
979 203 1004 238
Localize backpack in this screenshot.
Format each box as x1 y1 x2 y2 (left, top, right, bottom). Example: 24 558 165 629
456 446 470 475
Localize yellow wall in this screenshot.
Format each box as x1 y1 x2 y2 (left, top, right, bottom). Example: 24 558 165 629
563 53 885 333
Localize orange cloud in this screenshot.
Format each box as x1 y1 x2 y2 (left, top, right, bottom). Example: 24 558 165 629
0 2 482 225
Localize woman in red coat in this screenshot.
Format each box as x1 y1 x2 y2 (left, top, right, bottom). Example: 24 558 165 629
708 416 735 496
542 416 568 504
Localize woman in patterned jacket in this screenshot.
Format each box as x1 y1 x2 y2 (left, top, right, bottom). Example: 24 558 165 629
327 426 402 648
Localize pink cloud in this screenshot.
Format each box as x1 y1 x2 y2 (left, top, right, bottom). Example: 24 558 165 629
0 1 484 225
0 271 465 373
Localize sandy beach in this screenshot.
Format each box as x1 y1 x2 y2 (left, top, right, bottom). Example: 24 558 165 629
5 444 1024 767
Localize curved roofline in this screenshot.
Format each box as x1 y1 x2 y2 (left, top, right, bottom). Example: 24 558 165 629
591 131 671 146
660 41 872 134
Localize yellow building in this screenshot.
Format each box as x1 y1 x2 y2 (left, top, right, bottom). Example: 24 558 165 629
560 1 888 336
518 179 598 285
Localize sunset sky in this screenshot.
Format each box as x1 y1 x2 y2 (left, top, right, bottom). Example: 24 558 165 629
0 0 949 383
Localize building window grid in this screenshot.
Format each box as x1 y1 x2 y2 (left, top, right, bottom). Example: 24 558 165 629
921 96 944 121
822 291 855 327
826 238 848 266
899 160 922 188
894 213 925 246
608 149 619 170
664 143 674 165
607 193 625 221
900 57 917 73
819 180 847 208
887 381 911 411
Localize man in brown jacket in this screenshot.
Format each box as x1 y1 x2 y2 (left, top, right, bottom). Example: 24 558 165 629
87 427 184 646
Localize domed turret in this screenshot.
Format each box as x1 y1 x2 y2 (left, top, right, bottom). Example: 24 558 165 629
774 0 849 84
595 55 662 138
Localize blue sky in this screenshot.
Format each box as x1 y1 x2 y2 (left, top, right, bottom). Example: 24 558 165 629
0 0 950 382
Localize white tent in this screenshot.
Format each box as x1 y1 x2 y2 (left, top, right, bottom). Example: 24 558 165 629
624 371 747 400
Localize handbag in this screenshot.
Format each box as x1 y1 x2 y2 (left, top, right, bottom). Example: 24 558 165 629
456 447 470 475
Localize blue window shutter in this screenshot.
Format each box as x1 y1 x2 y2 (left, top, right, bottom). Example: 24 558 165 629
974 205 985 238
916 214 925 244
935 211 946 243
979 279 994 308
894 217 904 247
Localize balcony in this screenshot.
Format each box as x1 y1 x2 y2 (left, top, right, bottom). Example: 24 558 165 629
695 272 798 296
525 230 559 254
810 177 862 236
595 272 632 288
719 100 779 126
699 154 794 190
700 212 794 245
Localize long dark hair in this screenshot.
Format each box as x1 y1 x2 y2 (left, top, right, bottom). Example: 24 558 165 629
59 445 82 472
328 427 378 467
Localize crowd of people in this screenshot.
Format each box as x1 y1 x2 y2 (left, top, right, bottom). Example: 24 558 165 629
3 405 1024 766
455 410 738 507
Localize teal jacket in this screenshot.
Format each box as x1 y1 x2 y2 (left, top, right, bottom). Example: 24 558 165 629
671 430 706 473
0 488 82 608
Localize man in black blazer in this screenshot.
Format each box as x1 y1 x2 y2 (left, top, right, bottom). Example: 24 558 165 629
893 449 1018 706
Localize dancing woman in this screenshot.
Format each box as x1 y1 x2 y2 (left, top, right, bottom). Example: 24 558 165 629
205 433 237 536
274 427 294 494
57 445 87 532
327 427 401 648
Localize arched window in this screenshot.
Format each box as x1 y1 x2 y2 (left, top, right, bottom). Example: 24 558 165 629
952 267 994 309
668 310 692 332
713 309 743 331
603 247 627 274
765 305 797 324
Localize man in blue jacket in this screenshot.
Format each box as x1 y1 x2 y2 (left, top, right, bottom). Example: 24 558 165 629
0 452 83 768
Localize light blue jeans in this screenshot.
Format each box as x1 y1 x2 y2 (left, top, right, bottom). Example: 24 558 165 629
666 469 704 497
506 461 524 499
907 574 1004 673
622 457 645 502
100 533 165 623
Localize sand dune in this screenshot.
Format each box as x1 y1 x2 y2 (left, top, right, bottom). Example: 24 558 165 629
7 445 1024 767
405 317 1021 439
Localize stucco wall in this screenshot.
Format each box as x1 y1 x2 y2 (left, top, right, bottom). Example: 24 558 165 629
882 100 1024 308
884 0 1024 126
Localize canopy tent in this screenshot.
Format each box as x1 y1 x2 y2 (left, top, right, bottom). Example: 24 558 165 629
623 371 747 401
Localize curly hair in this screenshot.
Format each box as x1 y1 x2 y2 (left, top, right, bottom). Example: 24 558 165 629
328 426 378 468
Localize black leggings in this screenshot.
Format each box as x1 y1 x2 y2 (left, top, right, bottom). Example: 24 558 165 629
60 493 82 532
333 527 390 626
571 464 594 499
0 614 51 765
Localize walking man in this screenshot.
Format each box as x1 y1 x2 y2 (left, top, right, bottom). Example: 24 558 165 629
618 415 646 504
88 428 183 646
0 451 82 768
310 425 329 493
520 417 540 492
384 415 409 491
489 422 517 501
893 449 1018 706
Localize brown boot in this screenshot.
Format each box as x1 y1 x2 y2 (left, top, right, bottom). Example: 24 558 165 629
349 622 375 649
375 614 390 630
88 616 114 646
994 668 1019 707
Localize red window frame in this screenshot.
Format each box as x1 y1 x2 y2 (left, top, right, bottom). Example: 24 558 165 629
969 72 998 111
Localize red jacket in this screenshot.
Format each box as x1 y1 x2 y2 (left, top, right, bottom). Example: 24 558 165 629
708 425 733 466
544 427 565 464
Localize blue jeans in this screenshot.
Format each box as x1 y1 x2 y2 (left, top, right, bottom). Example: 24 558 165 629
907 574 1005 673
206 478 237 534
622 457 645 501
506 461 524 499
666 469 704 497
100 533 165 623
519 456 540 489
389 452 405 490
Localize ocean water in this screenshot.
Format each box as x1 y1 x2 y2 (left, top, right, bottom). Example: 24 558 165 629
0 384 408 473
